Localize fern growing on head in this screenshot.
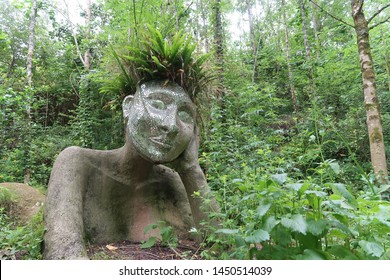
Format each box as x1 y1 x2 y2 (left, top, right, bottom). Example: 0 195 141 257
110 25 215 101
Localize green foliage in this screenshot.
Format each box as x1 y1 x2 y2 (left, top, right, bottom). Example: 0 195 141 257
0 188 15 213
0 208 44 260
200 85 389 259
141 221 178 249
69 74 124 150
202 160 390 259
108 24 216 100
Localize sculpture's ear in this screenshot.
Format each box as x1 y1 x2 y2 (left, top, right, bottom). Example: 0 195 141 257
122 95 134 119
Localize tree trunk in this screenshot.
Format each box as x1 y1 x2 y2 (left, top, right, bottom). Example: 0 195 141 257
25 0 39 184
199 0 210 53
26 0 38 86
83 0 91 71
282 0 298 114
383 30 390 93
213 0 224 65
351 0 388 184
246 0 256 57
298 0 314 98
246 0 258 83
311 1 320 61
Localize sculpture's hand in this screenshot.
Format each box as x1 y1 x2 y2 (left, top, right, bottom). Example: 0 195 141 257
168 125 220 229
169 125 200 173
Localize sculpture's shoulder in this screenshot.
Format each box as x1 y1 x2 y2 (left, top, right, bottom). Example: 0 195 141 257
52 146 120 177
52 146 103 175
55 146 89 164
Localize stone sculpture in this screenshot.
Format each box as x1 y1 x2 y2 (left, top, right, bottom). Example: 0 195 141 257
44 80 216 259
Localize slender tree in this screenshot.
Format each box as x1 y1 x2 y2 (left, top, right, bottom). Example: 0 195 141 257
26 0 38 86
310 0 320 60
213 0 224 65
83 0 91 71
383 30 390 93
199 0 210 53
351 0 388 185
282 0 298 114
24 0 39 183
246 0 256 57
298 0 314 98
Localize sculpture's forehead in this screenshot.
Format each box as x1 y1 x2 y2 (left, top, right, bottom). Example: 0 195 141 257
138 82 193 104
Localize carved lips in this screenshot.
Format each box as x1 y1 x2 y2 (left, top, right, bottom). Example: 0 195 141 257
149 136 173 150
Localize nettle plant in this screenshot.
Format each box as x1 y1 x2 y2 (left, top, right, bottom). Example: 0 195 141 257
203 170 390 260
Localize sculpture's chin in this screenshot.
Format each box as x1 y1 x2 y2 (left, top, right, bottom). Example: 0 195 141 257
128 140 173 164
138 149 179 164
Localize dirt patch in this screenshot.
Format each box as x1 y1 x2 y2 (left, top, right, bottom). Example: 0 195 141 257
0 183 45 225
87 239 203 260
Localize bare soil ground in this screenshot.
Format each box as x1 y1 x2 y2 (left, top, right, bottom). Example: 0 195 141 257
87 239 204 260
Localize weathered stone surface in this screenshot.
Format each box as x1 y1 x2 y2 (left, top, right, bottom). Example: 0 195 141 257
44 80 215 260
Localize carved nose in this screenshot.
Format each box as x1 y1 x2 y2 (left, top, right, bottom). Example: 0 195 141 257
160 109 179 135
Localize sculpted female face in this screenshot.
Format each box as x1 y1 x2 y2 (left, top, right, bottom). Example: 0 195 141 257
123 81 196 164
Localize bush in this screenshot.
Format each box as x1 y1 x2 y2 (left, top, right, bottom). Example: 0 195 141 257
0 208 44 260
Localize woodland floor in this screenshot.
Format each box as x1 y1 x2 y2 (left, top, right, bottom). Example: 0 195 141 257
87 239 204 260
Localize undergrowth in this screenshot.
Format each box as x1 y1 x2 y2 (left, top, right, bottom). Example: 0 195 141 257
0 207 44 260
199 94 390 260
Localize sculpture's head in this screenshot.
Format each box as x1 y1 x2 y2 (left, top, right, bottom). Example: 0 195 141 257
122 80 196 164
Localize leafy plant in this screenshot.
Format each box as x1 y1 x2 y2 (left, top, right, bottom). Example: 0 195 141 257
107 24 216 101
141 221 178 249
0 187 15 213
0 208 44 260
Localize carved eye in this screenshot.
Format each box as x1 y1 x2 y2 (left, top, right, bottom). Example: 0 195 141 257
178 110 193 124
150 99 166 110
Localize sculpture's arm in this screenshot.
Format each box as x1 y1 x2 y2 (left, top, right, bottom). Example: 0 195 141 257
170 127 219 229
44 147 89 260
177 164 219 229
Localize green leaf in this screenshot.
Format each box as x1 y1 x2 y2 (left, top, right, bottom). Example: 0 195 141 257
232 178 244 184
328 245 359 260
270 173 287 185
328 219 355 236
151 55 167 70
245 229 270 243
307 219 328 236
329 162 341 174
359 240 384 257
169 31 185 60
281 214 307 234
286 183 303 192
122 55 149 67
110 45 133 86
256 203 272 217
216 229 239 235
297 249 326 260
330 183 357 206
144 223 158 234
140 237 157 249
304 190 327 198
263 216 280 232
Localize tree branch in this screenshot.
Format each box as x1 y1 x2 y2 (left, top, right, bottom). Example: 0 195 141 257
308 0 354 28
368 3 390 24
358 0 364 13
369 15 390 30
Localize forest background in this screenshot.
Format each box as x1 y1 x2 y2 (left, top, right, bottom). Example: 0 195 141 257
0 0 389 260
